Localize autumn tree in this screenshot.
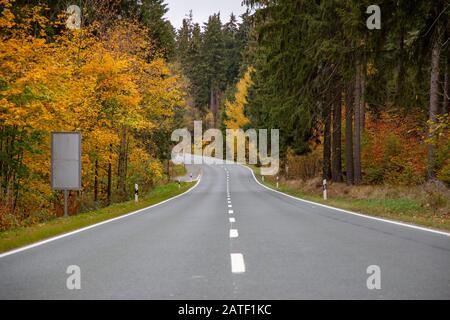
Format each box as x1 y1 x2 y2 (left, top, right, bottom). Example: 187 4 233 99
0 0 185 227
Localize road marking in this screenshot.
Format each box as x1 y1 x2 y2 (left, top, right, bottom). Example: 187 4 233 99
229 217 236 223
0 176 203 259
229 210 234 214
230 253 245 273
228 200 231 204
228 204 232 208
242 165 450 237
230 229 239 238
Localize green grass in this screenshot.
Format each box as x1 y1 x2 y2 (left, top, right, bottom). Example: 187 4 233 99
0 181 196 254
248 165 450 232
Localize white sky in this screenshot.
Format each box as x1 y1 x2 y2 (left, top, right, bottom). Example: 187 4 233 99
164 0 247 30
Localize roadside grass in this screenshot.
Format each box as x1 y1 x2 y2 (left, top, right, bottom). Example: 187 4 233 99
248 165 450 232
0 181 195 254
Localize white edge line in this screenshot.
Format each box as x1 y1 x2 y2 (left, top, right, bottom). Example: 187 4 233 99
0 176 202 259
242 165 450 237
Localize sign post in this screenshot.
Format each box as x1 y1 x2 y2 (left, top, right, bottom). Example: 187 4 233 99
323 179 327 200
51 132 81 217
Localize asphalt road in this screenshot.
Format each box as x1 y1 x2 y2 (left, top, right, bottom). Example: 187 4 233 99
1 164 450 299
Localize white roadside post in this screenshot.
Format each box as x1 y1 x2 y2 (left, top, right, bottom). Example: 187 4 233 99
262 175 265 182
134 184 139 203
276 176 279 189
323 179 327 200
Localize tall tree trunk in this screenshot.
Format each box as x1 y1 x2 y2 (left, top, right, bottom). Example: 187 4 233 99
94 159 98 202
323 103 332 181
396 28 405 105
167 159 170 182
0 127 3 197
353 61 362 184
117 126 127 199
444 57 449 115
360 62 366 130
332 90 343 182
107 144 112 206
427 26 441 180
210 87 218 128
346 84 354 185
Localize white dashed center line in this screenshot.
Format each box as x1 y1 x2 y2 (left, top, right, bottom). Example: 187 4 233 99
230 229 239 238
225 168 245 275
230 253 246 273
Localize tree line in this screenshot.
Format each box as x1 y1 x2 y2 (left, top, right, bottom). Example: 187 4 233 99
175 10 251 128
0 0 183 229
176 0 449 186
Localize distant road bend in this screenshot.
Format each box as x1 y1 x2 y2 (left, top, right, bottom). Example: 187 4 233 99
1 161 450 299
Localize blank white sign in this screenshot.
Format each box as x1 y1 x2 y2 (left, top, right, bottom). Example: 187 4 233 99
51 132 81 190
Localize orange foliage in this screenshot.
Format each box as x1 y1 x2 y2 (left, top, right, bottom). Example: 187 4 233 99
362 112 427 185
0 0 186 229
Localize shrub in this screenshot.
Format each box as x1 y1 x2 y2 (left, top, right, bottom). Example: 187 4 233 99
285 148 321 181
362 113 427 185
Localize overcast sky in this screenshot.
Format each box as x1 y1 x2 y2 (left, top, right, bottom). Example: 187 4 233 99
164 0 247 30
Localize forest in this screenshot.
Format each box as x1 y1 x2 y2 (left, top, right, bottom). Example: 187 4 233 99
0 0 449 232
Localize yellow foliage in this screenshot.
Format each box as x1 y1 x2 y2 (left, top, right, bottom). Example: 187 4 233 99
224 67 254 129
0 0 186 223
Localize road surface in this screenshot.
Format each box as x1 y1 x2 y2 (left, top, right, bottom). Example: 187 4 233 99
1 164 450 299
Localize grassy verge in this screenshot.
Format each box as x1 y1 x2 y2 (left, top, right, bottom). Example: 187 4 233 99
247 165 450 232
0 181 196 254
